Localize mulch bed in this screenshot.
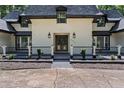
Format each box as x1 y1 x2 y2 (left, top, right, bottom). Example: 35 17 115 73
0 62 52 70
72 63 124 70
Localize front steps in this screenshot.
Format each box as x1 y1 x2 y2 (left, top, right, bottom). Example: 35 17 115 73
15 50 28 59
53 53 70 61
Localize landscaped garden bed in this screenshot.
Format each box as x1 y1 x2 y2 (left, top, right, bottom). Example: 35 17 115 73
0 62 52 70
72 63 124 70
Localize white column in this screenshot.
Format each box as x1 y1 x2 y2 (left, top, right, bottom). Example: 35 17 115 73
117 45 122 56
27 37 30 46
70 44 73 56
51 45 54 57
27 46 31 57
19 37 21 48
93 45 96 56
104 36 106 49
1 45 7 57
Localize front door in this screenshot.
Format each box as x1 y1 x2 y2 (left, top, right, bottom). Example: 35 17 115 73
55 35 68 52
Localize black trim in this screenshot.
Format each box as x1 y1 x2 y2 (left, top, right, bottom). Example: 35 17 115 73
15 31 32 36
0 29 15 34
92 31 111 36
23 15 98 19
56 6 67 11
111 29 124 33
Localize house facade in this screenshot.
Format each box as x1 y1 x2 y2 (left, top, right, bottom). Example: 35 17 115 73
0 5 124 56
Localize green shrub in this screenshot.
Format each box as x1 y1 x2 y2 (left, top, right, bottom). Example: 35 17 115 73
8 54 14 60
111 55 116 60
80 49 86 59
37 49 43 59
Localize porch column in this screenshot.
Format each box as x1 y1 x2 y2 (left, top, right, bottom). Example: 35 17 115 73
19 36 21 48
93 45 96 59
27 37 30 46
117 45 122 59
70 44 73 59
1 45 7 58
27 46 31 58
51 45 54 58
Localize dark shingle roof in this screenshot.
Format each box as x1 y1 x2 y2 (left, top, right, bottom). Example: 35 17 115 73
111 18 124 32
23 5 99 16
0 19 16 33
2 11 22 22
101 9 123 21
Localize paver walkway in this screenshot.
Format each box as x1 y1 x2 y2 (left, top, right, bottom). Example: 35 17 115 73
0 68 124 88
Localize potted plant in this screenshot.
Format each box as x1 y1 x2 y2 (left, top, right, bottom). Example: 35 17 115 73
80 48 86 60
111 55 116 60
37 49 43 59
8 54 14 60
37 49 41 59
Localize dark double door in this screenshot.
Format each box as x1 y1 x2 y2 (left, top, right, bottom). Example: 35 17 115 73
55 35 68 52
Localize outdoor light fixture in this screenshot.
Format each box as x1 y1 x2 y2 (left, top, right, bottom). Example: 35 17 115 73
48 32 51 38
73 32 76 38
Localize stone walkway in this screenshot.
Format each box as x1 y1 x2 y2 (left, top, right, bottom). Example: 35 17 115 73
0 68 124 88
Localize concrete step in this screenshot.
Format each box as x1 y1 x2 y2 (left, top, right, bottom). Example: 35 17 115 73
52 61 72 68
54 53 70 60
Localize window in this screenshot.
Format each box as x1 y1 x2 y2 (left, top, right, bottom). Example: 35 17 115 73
93 36 110 49
21 17 28 27
17 36 31 49
97 17 106 27
57 11 67 23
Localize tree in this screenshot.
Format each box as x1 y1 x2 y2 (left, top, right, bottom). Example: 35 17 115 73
0 5 26 18
98 5 124 16
97 5 116 10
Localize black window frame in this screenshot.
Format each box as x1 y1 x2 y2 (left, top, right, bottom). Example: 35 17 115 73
57 11 67 23
21 17 28 27
92 36 110 50
97 17 106 27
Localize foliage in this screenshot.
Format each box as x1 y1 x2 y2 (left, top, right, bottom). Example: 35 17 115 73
0 5 124 18
8 54 14 60
0 5 27 18
80 48 86 59
111 55 116 60
97 5 124 16
37 49 43 59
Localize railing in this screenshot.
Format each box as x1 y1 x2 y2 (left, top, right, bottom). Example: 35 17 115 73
0 46 52 59
0 45 124 59
73 46 92 55
31 46 51 55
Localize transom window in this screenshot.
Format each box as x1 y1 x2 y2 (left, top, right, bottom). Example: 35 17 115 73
21 17 28 27
93 36 110 49
97 17 106 27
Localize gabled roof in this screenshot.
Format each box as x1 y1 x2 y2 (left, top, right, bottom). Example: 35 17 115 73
2 11 22 22
111 18 124 33
101 9 123 21
23 5 99 16
0 19 16 33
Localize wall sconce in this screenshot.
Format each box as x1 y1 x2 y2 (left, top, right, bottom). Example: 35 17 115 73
73 32 76 38
48 32 51 38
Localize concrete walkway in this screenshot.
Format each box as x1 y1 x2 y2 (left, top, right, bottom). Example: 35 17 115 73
52 60 72 68
0 68 124 88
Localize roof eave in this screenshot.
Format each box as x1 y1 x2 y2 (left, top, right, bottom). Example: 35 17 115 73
23 15 97 19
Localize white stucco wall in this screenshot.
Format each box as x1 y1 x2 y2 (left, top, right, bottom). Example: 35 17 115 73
11 23 31 31
0 32 15 53
110 32 124 47
0 32 15 47
92 23 115 31
31 18 93 54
